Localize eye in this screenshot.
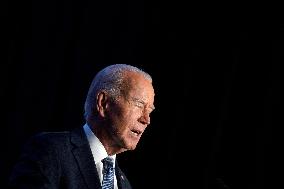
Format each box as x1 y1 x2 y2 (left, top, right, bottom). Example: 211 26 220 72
134 101 144 109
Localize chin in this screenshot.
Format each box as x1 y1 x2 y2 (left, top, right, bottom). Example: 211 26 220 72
129 145 137 150
124 142 138 151
125 145 137 151
120 136 139 150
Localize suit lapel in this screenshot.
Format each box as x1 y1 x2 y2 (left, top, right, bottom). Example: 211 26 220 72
70 128 101 189
116 166 124 189
115 162 132 189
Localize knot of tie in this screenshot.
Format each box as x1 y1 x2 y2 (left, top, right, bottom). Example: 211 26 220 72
102 157 114 171
101 157 114 189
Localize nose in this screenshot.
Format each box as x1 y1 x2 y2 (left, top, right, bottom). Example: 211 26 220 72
138 111 151 125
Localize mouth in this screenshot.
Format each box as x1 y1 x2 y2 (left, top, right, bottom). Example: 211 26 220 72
130 129 142 137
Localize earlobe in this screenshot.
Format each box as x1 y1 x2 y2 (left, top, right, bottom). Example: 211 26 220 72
96 91 109 118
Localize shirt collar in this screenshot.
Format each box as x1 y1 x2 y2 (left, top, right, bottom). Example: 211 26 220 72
83 123 116 167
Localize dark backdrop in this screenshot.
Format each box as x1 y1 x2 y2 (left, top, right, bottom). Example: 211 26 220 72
1 1 279 189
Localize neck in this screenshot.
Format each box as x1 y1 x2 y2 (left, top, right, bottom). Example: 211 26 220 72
87 120 126 156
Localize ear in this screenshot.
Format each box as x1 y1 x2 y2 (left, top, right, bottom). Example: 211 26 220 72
96 91 109 118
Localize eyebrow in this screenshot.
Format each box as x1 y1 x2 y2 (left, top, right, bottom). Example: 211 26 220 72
130 97 155 110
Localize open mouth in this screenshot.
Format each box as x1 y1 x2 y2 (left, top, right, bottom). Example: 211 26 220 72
130 129 142 136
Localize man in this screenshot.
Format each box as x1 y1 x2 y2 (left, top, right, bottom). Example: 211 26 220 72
9 64 155 189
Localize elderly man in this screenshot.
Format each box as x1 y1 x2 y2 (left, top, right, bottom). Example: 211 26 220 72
9 64 155 189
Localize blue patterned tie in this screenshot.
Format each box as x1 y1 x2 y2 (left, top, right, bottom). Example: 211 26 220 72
101 157 114 189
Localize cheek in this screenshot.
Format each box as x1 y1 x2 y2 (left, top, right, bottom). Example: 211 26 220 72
125 110 141 122
111 107 141 132
119 113 138 131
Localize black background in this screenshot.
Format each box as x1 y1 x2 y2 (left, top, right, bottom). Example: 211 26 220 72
1 1 280 189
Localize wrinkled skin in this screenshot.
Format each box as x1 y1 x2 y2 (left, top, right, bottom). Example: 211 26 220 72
91 71 155 155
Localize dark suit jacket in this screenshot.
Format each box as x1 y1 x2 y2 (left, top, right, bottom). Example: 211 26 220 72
9 127 132 189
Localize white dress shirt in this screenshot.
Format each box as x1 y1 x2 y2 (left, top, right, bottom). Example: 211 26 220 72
83 124 118 189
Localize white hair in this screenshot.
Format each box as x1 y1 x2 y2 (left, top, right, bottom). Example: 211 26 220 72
84 64 152 120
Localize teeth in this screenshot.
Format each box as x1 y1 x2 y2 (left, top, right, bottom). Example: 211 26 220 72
131 131 139 136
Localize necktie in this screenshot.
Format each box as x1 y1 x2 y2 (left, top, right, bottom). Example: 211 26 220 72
101 157 114 189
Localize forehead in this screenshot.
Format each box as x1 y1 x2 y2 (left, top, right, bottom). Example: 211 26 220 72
123 72 155 100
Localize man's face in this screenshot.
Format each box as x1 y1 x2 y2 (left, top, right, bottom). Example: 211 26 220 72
105 72 155 152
